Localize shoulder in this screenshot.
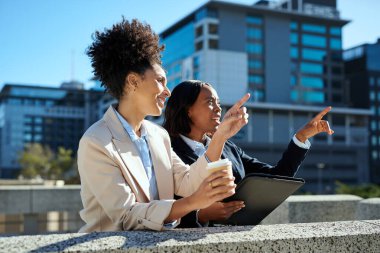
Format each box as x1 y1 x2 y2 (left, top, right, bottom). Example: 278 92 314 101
143 120 170 139
81 119 112 145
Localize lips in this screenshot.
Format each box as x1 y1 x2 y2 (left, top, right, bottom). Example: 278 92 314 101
157 96 166 108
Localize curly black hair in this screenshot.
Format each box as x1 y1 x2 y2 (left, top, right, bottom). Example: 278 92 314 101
163 80 211 137
87 18 164 100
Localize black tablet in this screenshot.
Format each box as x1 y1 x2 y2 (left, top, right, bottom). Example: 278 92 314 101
223 173 305 226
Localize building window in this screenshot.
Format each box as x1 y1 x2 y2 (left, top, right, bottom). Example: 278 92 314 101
290 33 298 44
332 94 342 103
195 41 203 51
248 60 262 70
208 39 218 49
372 150 378 160
302 23 326 34
290 47 298 58
377 77 380 87
247 27 262 39
195 26 203 37
332 80 342 89
291 75 297 86
303 91 325 103
301 77 324 88
290 21 298 30
330 38 342 50
330 27 341 36
300 62 323 74
332 66 342 75
370 91 375 101
369 77 375 86
246 15 262 25
195 7 218 21
302 34 326 48
290 90 298 101
371 121 377 131
246 43 262 54
302 48 326 61
208 23 218 35
252 90 265 102
249 75 263 84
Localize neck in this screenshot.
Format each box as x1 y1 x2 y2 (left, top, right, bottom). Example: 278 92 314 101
117 98 145 136
186 129 207 144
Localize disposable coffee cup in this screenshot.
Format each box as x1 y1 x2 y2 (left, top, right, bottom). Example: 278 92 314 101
206 158 233 186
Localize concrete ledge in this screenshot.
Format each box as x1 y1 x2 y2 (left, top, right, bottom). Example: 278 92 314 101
261 194 363 224
0 220 379 252
357 198 380 220
0 185 81 214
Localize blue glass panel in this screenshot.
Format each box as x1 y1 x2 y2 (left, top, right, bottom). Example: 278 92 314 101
247 27 262 39
290 33 298 44
161 22 194 66
246 15 262 25
330 38 342 50
302 24 326 34
303 91 324 103
290 90 298 101
10 87 67 99
300 62 323 74
302 48 326 61
301 77 323 88
248 60 262 69
367 45 380 71
291 75 296 86
195 8 218 21
330 27 341 36
302 34 326 48
249 75 263 84
290 47 298 58
290 21 298 30
246 43 263 54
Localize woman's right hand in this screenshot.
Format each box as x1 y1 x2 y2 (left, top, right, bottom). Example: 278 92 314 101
189 170 236 210
198 201 245 223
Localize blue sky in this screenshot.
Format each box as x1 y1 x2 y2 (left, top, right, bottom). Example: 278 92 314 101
0 0 379 89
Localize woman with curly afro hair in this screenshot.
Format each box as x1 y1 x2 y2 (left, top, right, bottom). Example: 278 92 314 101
77 18 251 232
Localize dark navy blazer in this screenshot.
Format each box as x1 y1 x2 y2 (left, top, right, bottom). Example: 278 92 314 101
171 136 309 228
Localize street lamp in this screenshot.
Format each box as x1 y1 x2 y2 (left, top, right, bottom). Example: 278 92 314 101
316 162 326 194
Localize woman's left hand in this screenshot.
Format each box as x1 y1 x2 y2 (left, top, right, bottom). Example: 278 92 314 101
295 106 334 143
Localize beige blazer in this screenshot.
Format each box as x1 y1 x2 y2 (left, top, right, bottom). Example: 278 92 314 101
77 105 209 232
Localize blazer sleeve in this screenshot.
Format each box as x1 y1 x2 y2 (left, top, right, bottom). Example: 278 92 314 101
237 140 309 177
78 136 176 231
164 133 209 198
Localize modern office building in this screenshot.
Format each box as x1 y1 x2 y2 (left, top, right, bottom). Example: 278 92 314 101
344 39 380 183
0 83 103 178
159 0 372 192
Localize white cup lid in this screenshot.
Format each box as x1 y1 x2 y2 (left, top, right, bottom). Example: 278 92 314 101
206 158 232 169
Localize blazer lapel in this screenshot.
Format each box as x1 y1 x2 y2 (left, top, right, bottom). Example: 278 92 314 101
103 105 151 201
145 122 173 200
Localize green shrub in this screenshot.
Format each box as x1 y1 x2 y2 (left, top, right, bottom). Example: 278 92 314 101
335 181 380 198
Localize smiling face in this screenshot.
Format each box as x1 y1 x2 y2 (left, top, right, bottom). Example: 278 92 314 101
128 63 170 117
187 85 222 137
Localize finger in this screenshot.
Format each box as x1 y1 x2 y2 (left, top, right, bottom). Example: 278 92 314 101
230 93 250 111
211 188 236 202
205 170 231 182
210 182 236 196
211 176 235 188
324 121 334 135
223 201 245 208
312 106 331 121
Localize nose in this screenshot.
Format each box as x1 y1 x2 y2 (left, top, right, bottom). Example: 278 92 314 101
163 85 171 98
215 103 221 112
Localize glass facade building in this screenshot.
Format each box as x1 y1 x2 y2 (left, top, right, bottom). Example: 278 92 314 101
344 39 380 183
158 0 372 193
0 84 103 178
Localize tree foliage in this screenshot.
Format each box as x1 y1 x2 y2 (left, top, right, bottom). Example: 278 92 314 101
18 143 75 180
335 181 380 198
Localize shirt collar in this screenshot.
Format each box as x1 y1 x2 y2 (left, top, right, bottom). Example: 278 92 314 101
114 106 147 142
180 134 210 152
